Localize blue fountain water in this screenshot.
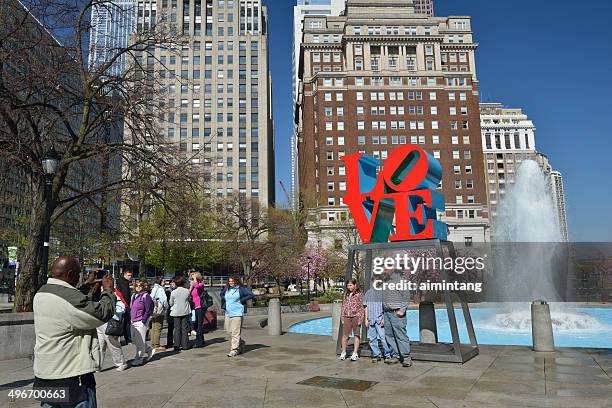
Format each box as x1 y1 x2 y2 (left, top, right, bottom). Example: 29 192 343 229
288 307 612 349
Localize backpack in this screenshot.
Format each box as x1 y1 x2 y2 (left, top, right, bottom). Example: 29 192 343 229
151 286 165 316
200 289 214 310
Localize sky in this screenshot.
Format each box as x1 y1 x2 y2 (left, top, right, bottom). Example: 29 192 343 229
266 0 612 241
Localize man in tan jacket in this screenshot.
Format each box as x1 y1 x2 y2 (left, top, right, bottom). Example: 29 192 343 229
33 256 115 407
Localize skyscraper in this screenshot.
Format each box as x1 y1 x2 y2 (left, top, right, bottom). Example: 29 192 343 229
88 0 136 76
550 170 569 241
291 0 346 208
480 102 537 218
135 0 275 206
481 103 569 241
414 0 434 16
296 0 489 247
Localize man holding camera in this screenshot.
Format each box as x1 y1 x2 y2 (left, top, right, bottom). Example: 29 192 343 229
33 256 116 407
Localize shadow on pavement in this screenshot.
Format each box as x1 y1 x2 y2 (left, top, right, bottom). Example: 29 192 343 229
203 336 228 346
0 378 34 389
241 344 270 355
146 349 181 363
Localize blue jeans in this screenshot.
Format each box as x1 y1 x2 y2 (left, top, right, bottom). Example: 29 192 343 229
367 321 391 358
41 386 96 408
383 311 411 360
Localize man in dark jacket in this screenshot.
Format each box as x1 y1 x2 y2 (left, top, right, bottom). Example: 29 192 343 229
116 270 133 343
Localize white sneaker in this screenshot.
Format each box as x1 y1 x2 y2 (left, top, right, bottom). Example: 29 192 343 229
350 352 359 361
227 350 238 357
116 364 128 372
339 351 346 361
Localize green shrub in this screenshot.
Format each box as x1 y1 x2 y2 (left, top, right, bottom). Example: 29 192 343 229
314 292 344 303
252 292 343 307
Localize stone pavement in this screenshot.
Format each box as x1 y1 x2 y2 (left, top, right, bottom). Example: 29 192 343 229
1 312 612 408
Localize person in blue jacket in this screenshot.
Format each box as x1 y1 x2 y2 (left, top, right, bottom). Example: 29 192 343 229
220 276 255 357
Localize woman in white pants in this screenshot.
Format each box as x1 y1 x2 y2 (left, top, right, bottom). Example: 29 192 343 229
96 288 128 371
130 280 154 366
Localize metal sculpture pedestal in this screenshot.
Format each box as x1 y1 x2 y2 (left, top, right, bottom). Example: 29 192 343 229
336 239 479 363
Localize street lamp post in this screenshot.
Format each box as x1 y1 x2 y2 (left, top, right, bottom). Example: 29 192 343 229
306 256 312 303
41 148 60 284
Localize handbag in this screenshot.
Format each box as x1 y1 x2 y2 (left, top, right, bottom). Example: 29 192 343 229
106 289 129 336
105 316 124 336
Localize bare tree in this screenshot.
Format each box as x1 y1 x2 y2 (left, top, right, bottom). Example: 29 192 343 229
331 217 363 281
214 194 269 287
0 0 200 311
258 207 306 298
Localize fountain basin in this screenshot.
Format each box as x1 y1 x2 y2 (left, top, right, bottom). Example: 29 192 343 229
288 306 612 349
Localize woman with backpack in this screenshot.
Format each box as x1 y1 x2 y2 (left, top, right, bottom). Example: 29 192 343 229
150 277 168 355
189 272 206 348
169 276 191 351
130 280 154 366
220 276 255 357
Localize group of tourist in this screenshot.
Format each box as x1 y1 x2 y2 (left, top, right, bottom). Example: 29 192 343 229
339 270 412 368
32 256 255 407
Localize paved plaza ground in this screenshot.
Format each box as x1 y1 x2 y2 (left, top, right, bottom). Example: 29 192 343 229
1 312 612 408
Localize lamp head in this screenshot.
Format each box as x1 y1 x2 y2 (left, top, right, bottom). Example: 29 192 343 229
42 147 60 176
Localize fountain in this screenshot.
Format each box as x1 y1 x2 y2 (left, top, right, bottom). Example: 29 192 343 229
489 160 600 339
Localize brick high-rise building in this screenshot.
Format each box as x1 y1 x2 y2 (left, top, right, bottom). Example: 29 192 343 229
296 0 489 247
135 0 275 206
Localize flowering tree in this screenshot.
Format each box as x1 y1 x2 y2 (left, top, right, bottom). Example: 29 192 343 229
297 248 345 294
